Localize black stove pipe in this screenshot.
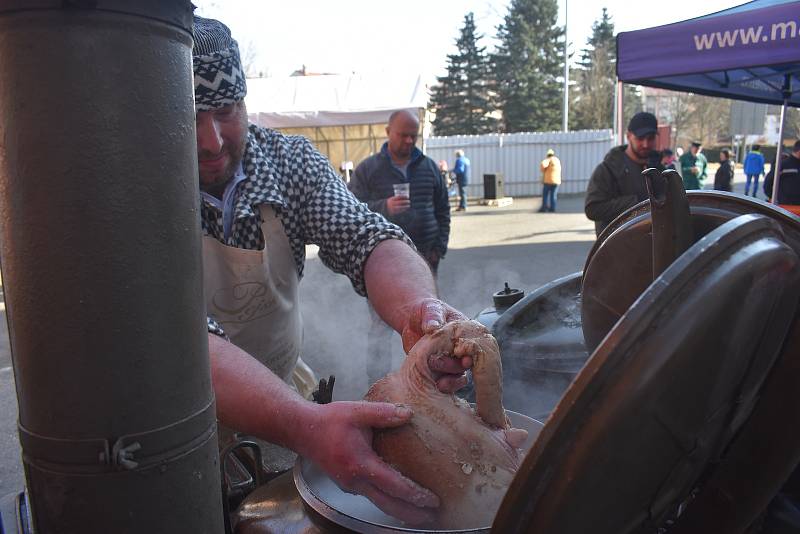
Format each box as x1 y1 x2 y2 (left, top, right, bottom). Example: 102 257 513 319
0 2 224 533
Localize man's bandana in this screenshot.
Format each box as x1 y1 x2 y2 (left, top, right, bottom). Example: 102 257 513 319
193 16 247 111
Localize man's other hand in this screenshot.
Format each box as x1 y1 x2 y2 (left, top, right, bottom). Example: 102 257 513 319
302 401 439 524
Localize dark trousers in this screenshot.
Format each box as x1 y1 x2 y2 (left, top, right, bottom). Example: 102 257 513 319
745 174 760 197
457 181 467 209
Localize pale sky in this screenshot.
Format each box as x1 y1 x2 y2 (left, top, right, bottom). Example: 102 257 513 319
193 0 745 81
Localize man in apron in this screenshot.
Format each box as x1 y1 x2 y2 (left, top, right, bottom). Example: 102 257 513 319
193 16 472 523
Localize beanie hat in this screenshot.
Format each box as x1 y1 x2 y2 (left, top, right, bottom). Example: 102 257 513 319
192 16 247 111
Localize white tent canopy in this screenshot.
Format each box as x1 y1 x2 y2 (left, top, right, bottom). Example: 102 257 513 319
246 72 429 128
245 73 430 173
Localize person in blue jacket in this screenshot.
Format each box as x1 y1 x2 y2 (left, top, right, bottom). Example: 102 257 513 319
743 144 765 197
453 150 471 211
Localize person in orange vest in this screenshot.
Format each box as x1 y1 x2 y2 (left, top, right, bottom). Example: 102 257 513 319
539 148 562 212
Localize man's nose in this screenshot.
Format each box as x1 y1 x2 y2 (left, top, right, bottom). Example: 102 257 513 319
197 116 223 154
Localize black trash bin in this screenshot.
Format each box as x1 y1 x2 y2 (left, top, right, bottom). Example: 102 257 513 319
484 173 505 199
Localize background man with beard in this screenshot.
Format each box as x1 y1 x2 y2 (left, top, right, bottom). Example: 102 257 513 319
585 112 662 236
193 17 469 524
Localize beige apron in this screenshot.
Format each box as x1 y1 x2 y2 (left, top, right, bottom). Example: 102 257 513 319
203 205 316 472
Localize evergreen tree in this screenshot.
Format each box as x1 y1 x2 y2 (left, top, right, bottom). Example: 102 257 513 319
430 13 497 136
570 8 616 130
492 0 565 133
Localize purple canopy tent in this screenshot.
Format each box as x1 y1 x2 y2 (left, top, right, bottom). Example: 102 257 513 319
616 0 800 203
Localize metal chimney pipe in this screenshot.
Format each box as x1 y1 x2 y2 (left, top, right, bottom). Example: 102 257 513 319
0 2 224 533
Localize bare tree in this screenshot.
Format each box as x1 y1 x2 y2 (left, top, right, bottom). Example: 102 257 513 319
240 40 263 78
786 107 800 139
668 92 693 148
686 94 731 146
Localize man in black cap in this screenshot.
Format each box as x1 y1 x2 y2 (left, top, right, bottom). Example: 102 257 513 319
585 111 662 235
679 141 708 190
191 16 483 523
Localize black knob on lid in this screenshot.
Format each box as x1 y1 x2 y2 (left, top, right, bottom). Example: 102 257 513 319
493 282 524 309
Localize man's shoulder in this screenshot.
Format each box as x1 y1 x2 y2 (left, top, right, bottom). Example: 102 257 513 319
354 152 385 173
595 146 626 173
248 123 316 158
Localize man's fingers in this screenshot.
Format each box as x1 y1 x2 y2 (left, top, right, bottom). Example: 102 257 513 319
428 353 469 374
359 455 440 509
350 401 414 429
348 481 436 525
444 307 468 322
420 299 446 333
401 327 420 354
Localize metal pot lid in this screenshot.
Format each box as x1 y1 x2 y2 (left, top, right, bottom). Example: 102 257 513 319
581 191 800 353
493 214 800 534
294 411 544 534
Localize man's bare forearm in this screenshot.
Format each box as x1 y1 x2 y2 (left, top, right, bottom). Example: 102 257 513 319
208 333 316 455
364 239 437 334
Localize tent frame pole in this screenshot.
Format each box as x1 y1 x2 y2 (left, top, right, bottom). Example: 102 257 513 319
770 75 791 205
614 80 624 144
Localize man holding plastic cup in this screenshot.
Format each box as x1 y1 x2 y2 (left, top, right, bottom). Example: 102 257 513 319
349 110 451 384
349 110 450 274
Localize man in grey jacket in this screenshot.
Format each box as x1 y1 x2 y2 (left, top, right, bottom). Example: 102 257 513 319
585 112 662 235
349 109 451 383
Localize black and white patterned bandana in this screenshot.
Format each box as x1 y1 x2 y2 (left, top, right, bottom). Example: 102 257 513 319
192 16 247 111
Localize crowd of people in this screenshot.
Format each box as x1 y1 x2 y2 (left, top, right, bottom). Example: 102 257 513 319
585 111 800 234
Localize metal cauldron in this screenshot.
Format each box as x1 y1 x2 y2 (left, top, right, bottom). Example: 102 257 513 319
234 411 543 534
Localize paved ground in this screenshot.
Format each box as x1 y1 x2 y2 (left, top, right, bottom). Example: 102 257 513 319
0 168 759 498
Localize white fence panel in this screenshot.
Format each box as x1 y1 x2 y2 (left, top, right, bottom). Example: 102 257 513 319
425 129 614 197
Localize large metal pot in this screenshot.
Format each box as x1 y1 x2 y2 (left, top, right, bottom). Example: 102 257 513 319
234 411 543 534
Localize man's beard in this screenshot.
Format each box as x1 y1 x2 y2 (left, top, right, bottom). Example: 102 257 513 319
199 140 246 196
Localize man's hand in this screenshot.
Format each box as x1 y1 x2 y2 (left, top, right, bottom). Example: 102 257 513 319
401 298 471 393
386 195 411 216
300 401 439 524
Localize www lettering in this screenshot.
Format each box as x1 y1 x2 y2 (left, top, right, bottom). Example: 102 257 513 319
692 22 798 50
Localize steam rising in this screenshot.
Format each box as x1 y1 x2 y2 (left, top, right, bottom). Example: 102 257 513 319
299 244 590 416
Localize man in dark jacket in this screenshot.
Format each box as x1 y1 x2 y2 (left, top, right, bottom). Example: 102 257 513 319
585 112 662 236
349 109 451 383
714 149 735 192
764 140 800 205
349 110 450 272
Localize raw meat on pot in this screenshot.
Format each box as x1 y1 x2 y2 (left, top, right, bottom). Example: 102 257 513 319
364 320 527 529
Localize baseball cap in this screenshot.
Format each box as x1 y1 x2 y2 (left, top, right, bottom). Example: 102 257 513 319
627 112 658 138
546 149 555 156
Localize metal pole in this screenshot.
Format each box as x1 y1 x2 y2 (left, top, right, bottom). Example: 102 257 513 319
616 81 625 144
771 77 791 204
612 78 619 142
0 2 224 533
562 0 569 132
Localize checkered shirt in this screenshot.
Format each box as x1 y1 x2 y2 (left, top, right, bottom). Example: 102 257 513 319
204 124 411 337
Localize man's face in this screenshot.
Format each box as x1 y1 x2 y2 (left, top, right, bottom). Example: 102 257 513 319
196 101 248 194
386 113 419 161
626 131 657 161
690 145 701 155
